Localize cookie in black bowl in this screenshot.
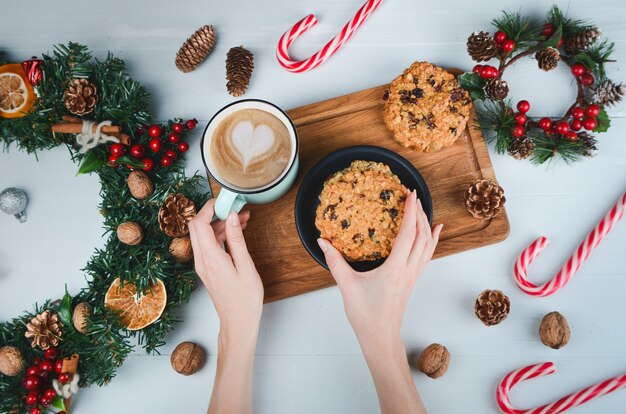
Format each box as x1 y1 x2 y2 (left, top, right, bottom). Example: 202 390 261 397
294 145 432 271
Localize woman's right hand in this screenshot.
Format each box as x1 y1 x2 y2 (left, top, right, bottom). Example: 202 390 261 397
317 190 442 344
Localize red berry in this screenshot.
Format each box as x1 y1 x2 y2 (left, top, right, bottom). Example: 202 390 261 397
108 154 119 166
39 359 53 373
494 31 507 43
58 372 71 384
557 37 564 47
512 125 525 138
172 123 184 134
542 23 555 37
583 117 597 131
149 138 161 153
130 144 145 159
538 117 552 131
38 370 49 379
29 407 41 414
472 64 483 74
141 158 155 171
40 395 50 407
571 107 585 119
516 100 530 113
54 359 63 374
570 119 583 131
135 124 146 135
161 156 173 167
514 113 527 125
479 65 498 79
555 121 569 135
25 392 39 405
178 142 190 152
501 39 515 52
148 125 162 138
585 104 600 117
580 73 595 87
110 143 125 156
168 132 180 143
43 388 57 399
44 348 58 360
22 375 40 391
33 357 42 365
185 118 198 130
165 150 177 159
571 63 586 77
26 365 40 377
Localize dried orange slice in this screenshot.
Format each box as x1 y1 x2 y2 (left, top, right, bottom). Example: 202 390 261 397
0 63 36 118
104 277 167 331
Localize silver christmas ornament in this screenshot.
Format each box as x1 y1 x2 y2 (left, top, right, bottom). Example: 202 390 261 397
0 187 28 223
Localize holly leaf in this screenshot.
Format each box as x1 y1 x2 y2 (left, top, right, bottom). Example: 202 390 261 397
77 150 105 175
117 155 145 168
542 25 563 49
59 286 72 328
458 72 486 101
572 52 598 72
593 108 611 133
50 395 65 410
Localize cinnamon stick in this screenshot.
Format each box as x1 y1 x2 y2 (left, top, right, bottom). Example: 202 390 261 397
61 115 83 123
51 123 121 134
61 354 80 413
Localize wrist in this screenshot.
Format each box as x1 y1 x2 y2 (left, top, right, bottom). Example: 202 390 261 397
358 332 405 362
218 320 260 352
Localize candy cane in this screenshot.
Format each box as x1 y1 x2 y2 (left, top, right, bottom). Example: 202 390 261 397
514 192 626 297
497 362 626 414
276 0 383 73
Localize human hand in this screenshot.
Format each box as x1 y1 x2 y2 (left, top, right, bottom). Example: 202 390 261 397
317 190 442 346
188 199 264 340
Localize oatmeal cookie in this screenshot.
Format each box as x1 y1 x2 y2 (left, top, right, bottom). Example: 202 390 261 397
315 160 408 261
383 61 471 152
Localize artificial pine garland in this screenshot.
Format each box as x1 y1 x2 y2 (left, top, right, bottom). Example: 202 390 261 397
0 44 207 413
459 5 624 164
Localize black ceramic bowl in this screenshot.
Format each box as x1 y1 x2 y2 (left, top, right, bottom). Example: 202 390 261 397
295 145 432 271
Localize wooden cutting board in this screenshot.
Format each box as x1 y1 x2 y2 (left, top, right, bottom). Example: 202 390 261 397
209 80 510 303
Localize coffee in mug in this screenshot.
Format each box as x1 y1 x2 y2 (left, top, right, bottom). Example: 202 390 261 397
201 99 300 220
209 108 292 189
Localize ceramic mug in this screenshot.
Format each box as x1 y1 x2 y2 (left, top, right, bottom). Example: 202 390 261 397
201 99 300 221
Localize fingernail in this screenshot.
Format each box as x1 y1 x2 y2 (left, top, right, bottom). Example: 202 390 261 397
317 238 327 252
228 211 239 227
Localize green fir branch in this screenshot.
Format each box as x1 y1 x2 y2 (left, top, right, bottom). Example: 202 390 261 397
547 5 588 39
475 100 516 154
529 130 594 164
492 10 543 50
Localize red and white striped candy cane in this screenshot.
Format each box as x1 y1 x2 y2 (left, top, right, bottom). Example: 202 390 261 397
497 362 626 414
276 0 383 73
514 192 626 297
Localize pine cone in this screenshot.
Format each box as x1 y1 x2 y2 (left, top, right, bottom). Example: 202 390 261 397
158 193 197 237
465 178 506 220
535 47 560 71
589 80 625 107
507 135 534 160
484 79 509 101
466 31 498 62
474 289 510 326
577 131 598 157
565 26 600 54
64 78 97 116
24 310 63 350
226 46 254 97
175 25 217 73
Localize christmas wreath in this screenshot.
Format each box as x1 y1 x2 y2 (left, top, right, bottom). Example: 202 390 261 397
459 6 624 164
0 43 207 413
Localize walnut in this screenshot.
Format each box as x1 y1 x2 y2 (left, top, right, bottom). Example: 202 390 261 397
127 171 154 200
72 302 92 334
417 343 450 379
169 236 193 263
116 221 144 246
539 312 570 349
171 341 206 375
0 346 24 376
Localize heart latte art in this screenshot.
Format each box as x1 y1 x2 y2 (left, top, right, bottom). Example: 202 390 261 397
210 109 292 189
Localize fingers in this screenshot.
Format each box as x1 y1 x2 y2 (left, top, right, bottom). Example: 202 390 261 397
188 199 222 255
411 198 430 255
431 224 443 252
387 190 418 265
225 211 255 270
317 238 353 286
212 211 251 244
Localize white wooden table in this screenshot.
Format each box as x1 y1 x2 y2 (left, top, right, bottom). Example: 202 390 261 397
2 0 625 412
